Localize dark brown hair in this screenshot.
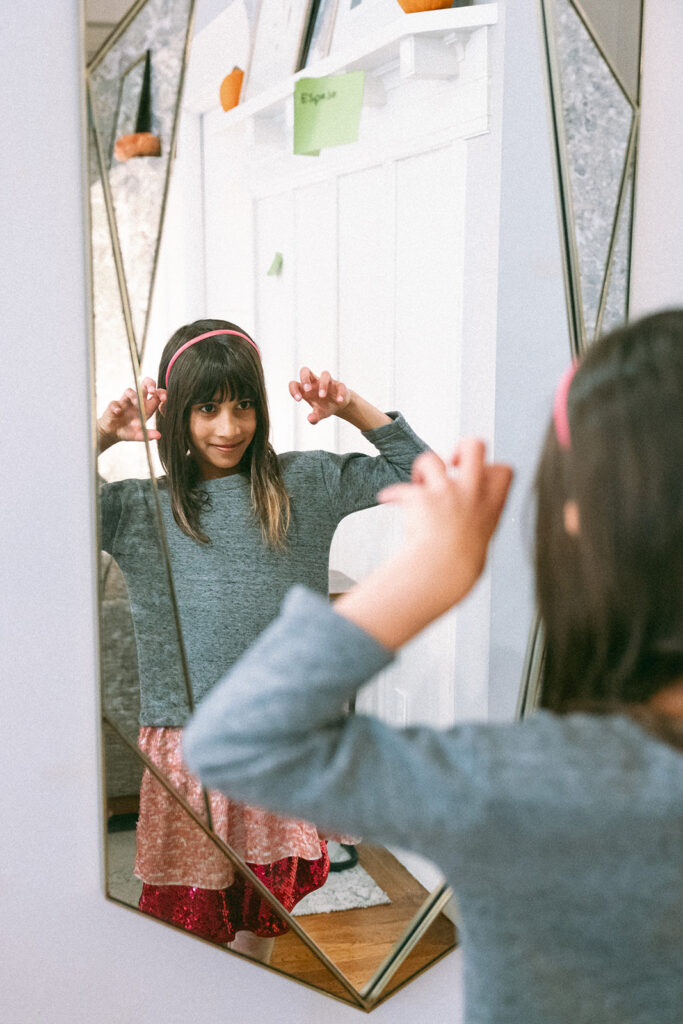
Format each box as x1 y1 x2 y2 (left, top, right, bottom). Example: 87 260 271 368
156 319 290 547
535 310 683 712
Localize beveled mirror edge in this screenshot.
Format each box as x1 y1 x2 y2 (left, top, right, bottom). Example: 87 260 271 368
518 0 645 716
594 120 638 341
87 0 199 360
361 883 455 1001
87 89 205 773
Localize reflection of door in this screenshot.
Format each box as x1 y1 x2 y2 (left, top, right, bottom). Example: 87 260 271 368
248 143 469 731
171 10 500 735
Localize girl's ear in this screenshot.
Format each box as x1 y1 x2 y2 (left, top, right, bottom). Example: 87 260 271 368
563 499 580 536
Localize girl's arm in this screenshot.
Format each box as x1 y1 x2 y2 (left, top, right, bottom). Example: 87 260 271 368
289 367 430 516
183 443 512 848
97 377 166 453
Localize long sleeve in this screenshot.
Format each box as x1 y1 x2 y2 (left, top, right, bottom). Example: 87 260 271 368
182 586 486 858
182 588 683 1024
320 411 428 519
98 478 122 555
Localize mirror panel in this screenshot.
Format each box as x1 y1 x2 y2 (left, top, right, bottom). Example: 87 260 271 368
573 0 643 105
371 899 458 1006
551 0 634 343
601 162 635 334
519 1 644 710
89 0 195 355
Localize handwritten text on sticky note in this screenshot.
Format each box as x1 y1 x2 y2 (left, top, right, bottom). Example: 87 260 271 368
294 72 365 157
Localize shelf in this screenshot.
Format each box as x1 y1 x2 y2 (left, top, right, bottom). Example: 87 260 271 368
184 4 497 122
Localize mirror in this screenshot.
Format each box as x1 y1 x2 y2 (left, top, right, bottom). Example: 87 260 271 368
86 0 644 1009
516 0 644 709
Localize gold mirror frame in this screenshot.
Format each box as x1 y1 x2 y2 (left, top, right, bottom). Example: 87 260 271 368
517 0 645 716
87 0 457 1009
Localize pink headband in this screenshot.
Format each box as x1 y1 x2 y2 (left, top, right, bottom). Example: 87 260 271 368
165 329 261 387
553 362 578 450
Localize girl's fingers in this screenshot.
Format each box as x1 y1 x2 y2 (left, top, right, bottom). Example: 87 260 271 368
336 382 347 404
299 366 316 392
377 482 414 504
318 370 332 397
411 450 448 487
456 438 487 487
307 410 320 425
288 380 303 402
486 464 514 522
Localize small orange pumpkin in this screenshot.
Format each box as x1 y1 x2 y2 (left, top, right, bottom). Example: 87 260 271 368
220 67 244 112
114 132 162 162
396 0 453 11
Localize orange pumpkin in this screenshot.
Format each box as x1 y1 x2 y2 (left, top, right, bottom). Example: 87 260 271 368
396 0 453 11
114 132 162 162
220 67 244 112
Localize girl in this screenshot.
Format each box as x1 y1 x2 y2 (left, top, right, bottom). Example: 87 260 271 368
98 318 428 962
184 310 683 1021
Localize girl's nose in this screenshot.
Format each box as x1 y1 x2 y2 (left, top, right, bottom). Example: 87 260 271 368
215 409 240 438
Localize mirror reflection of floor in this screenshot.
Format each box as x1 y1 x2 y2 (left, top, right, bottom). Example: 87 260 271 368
271 844 456 992
106 828 455 991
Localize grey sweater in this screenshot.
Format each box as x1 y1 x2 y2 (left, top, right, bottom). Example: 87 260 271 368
183 586 683 1024
100 413 426 725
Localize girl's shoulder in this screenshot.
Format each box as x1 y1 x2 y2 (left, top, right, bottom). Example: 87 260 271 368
277 449 329 479
100 475 166 506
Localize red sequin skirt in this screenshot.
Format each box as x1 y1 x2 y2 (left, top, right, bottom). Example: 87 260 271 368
138 845 330 943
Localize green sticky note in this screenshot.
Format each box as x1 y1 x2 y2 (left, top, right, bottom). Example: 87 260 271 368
267 252 283 276
293 72 365 157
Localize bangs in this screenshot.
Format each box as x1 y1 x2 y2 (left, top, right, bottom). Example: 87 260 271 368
186 339 260 406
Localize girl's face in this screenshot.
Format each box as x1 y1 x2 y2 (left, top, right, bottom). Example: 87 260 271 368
188 393 257 480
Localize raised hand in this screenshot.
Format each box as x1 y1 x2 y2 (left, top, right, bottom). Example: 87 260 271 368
288 367 352 425
378 441 513 604
97 377 167 451
334 440 513 650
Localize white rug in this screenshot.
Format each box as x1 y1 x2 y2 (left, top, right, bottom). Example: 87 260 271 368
293 843 390 916
107 833 390 916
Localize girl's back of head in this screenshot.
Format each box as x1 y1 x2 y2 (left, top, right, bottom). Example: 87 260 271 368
157 319 289 547
536 310 683 711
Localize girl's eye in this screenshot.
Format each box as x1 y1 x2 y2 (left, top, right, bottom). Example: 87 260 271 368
198 403 216 414
237 399 255 410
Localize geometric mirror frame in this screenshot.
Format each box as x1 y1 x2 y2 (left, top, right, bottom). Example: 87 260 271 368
517 0 645 714
86 0 458 1009
540 0 644 359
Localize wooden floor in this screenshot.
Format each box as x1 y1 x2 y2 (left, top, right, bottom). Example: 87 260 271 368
269 844 457 995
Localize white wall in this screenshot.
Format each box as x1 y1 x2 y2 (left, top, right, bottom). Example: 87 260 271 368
630 0 683 315
486 0 569 721
3 2 679 1023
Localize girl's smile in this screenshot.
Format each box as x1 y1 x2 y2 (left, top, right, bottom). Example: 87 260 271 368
189 395 257 480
